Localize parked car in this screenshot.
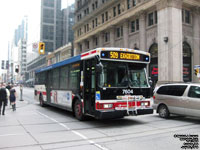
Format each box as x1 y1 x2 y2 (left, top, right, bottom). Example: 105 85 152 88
153 83 200 118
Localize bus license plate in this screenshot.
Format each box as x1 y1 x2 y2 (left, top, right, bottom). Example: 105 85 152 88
115 107 127 110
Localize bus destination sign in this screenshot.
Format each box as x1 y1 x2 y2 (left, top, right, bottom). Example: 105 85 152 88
101 51 149 62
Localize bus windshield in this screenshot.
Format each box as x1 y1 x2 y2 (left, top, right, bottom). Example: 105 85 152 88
98 61 148 88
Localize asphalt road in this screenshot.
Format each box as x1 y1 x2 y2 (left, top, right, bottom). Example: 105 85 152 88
0 87 199 150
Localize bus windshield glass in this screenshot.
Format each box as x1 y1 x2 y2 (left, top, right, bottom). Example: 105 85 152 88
98 61 148 88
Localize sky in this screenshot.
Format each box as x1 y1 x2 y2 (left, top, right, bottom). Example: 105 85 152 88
0 0 75 74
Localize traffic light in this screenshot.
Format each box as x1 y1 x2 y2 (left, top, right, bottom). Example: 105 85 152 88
15 65 19 73
6 60 9 69
1 60 4 69
39 42 45 55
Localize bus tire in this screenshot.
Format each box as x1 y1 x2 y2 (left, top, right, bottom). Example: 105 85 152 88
39 94 45 107
74 100 85 121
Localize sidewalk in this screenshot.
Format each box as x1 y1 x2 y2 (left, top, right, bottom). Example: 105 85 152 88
2 99 29 116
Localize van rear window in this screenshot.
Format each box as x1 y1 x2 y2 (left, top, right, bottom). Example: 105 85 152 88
157 85 187 96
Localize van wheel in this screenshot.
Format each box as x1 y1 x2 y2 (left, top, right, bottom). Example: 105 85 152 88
74 100 85 121
158 105 170 118
39 94 45 107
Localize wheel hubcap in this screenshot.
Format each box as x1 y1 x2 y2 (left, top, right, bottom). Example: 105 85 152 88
160 107 166 117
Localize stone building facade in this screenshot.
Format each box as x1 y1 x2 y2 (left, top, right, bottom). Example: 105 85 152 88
73 0 200 85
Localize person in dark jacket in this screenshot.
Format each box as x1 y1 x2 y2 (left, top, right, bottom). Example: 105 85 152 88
10 86 17 111
0 83 8 115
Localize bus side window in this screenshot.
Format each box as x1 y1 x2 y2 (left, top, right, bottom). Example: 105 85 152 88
60 66 69 90
69 63 80 90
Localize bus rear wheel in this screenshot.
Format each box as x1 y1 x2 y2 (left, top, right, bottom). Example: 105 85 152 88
74 100 85 121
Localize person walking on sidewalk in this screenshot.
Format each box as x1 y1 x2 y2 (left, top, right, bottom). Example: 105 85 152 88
6 83 11 105
10 86 17 111
0 83 8 115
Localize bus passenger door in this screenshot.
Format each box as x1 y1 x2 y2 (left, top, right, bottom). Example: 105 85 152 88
83 59 96 115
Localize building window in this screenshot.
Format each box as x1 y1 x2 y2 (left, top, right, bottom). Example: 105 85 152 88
95 18 98 27
127 0 130 9
92 20 95 28
95 1 98 8
102 0 105 3
113 7 116 17
118 4 121 15
116 26 123 38
79 44 82 52
148 11 157 26
104 32 110 42
136 19 139 30
84 9 87 16
182 9 191 24
155 11 157 24
86 41 90 49
131 19 139 33
105 11 108 21
148 12 154 26
84 25 87 33
131 21 135 32
92 3 95 10
102 14 104 23
133 0 136 7
94 37 98 46
87 24 89 32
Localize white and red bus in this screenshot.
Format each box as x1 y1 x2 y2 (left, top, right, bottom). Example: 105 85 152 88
34 47 153 120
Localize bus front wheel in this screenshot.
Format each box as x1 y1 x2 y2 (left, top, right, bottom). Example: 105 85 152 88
74 100 85 121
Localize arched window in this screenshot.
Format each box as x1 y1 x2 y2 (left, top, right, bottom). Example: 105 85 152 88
149 43 158 88
183 42 192 82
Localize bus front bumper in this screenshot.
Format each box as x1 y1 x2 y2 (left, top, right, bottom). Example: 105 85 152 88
95 108 153 119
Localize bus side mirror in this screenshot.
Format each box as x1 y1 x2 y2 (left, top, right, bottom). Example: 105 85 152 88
96 63 103 73
148 77 153 87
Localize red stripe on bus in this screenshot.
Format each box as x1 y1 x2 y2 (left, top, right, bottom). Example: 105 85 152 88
96 101 150 110
81 53 89 57
91 50 97 54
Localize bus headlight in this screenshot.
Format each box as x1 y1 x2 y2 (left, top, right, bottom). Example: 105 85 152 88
141 102 149 106
104 104 113 109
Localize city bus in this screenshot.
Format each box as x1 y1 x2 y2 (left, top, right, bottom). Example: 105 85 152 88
34 47 153 120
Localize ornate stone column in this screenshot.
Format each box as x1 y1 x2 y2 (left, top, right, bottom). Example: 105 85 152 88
89 37 94 49
110 28 115 47
99 32 104 47
157 0 183 83
123 21 129 48
139 12 146 51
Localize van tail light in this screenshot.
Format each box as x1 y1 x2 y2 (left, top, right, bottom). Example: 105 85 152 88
153 96 156 100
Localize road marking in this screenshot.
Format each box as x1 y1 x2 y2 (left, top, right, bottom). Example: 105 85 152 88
0 133 23 137
36 111 109 150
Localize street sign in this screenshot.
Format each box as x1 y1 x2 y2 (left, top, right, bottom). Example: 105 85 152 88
32 42 38 52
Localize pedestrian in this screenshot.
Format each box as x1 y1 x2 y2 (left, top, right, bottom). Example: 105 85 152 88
10 85 17 111
20 84 23 101
6 82 11 90
0 83 8 115
6 82 11 105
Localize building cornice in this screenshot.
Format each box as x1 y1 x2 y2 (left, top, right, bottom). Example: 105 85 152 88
156 0 183 11
183 0 200 8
